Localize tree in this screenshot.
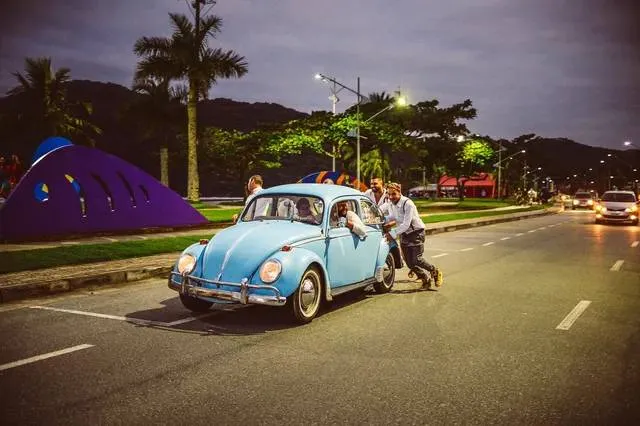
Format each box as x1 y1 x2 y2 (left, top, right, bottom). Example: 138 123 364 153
7 57 101 146
125 77 185 186
453 138 495 200
134 1 248 201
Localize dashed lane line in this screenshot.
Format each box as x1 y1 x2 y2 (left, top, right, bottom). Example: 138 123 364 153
515 233 524 237
632 241 639 248
610 260 624 272
432 253 449 259
29 305 218 327
556 301 592 331
500 237 511 241
460 248 474 252
0 344 95 372
482 242 495 246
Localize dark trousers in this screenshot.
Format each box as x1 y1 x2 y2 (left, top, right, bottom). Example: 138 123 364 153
400 229 436 279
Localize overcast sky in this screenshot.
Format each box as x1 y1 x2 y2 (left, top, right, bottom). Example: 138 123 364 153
2 0 639 149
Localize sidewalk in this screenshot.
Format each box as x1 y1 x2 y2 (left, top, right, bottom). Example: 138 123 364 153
0 206 561 303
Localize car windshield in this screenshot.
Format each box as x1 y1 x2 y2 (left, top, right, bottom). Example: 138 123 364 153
242 194 324 225
574 193 592 199
601 193 636 202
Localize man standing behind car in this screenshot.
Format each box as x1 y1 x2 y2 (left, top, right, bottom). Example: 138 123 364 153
364 176 389 207
233 175 265 223
381 182 443 289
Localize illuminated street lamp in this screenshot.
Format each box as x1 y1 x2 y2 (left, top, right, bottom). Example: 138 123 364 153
314 73 406 185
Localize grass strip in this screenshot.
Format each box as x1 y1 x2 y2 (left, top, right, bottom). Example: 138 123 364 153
1 235 210 274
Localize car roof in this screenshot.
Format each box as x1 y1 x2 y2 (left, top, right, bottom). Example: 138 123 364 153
602 190 635 195
259 183 364 200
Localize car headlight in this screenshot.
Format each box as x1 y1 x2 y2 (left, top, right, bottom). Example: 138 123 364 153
625 205 638 213
601 207 607 212
588 200 593 205
177 253 196 274
573 200 579 205
259 259 282 283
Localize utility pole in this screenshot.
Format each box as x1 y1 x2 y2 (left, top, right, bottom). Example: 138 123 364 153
497 139 502 198
356 76 361 186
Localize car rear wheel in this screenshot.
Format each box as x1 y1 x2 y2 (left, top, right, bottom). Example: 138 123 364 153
374 253 395 293
291 267 322 324
179 294 213 312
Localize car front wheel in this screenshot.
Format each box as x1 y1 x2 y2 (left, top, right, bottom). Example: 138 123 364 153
179 294 213 312
374 253 395 293
291 267 322 324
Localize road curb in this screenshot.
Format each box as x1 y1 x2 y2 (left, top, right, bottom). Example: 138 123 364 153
0 208 558 303
0 265 173 303
424 208 555 235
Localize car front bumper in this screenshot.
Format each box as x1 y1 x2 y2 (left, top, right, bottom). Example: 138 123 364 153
596 212 638 223
169 273 287 307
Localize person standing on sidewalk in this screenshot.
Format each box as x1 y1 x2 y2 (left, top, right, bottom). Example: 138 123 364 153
364 176 389 208
382 182 443 289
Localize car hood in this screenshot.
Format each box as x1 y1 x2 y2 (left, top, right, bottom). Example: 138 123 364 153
201 220 323 282
600 201 635 210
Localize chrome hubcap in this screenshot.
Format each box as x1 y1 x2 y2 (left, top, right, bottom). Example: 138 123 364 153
300 275 319 315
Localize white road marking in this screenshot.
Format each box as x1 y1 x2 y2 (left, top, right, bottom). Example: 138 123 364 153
631 241 639 248
101 237 118 242
556 301 591 331
482 242 495 246
537 227 546 230
460 248 474 252
500 237 511 241
610 260 625 272
60 241 80 245
135 235 148 240
431 253 449 259
515 233 524 237
0 344 94 372
29 305 217 327
527 230 536 233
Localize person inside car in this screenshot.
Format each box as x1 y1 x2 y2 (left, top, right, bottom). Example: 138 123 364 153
293 197 319 224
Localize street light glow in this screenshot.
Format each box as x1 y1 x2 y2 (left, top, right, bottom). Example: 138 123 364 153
396 96 408 107
624 141 632 146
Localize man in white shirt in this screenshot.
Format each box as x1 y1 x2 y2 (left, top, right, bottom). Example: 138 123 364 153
364 176 389 207
381 182 443 289
233 175 264 223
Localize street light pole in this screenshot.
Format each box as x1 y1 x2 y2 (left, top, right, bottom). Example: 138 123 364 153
356 76 361 186
497 140 502 198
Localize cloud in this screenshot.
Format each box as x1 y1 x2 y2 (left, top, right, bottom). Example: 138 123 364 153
1 0 639 149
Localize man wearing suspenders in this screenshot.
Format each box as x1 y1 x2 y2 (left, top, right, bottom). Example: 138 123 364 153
381 182 443 289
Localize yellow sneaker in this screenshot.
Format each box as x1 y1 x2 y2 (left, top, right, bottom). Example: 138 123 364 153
435 269 444 287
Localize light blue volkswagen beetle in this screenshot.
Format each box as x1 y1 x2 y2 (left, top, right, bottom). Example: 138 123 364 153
168 183 396 323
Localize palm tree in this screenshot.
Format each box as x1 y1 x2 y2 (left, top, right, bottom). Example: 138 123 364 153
8 57 101 145
127 78 185 186
133 1 248 201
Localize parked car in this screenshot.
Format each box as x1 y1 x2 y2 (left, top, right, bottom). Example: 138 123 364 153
572 191 596 210
594 190 639 225
168 184 396 323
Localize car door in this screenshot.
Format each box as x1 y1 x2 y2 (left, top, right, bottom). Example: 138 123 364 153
356 197 385 279
324 198 362 287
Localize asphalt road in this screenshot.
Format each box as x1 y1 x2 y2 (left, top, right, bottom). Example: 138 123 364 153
1 210 639 425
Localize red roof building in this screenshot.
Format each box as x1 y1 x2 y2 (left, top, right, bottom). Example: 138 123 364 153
438 173 496 198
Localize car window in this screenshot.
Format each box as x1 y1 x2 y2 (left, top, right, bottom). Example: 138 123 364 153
242 194 324 225
601 192 636 202
329 199 358 228
574 193 592 199
359 199 384 225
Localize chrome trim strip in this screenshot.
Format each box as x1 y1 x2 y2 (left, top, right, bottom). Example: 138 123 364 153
169 273 287 307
